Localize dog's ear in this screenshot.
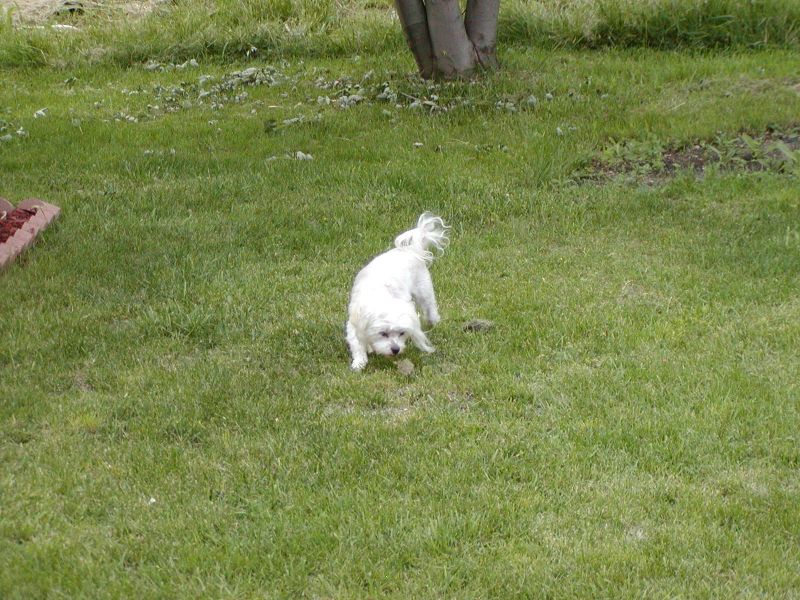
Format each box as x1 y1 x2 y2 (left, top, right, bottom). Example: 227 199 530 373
412 329 435 353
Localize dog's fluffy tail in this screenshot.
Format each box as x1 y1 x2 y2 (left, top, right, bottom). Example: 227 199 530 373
394 212 450 264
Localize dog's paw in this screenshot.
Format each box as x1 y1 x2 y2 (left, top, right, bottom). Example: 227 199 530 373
422 345 435 354
351 357 368 371
427 314 440 327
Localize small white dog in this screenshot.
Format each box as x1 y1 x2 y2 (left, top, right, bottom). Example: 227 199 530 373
346 212 450 371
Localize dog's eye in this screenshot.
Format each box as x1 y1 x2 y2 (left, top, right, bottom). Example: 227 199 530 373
380 331 389 338
399 331 406 337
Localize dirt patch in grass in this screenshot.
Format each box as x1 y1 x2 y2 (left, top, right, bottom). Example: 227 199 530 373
579 124 800 184
0 0 164 24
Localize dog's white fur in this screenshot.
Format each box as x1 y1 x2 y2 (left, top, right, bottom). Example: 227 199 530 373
346 213 450 371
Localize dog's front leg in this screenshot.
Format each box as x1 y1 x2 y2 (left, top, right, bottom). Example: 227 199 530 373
346 321 369 371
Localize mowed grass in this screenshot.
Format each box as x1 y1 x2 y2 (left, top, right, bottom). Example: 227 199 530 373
2 45 800 597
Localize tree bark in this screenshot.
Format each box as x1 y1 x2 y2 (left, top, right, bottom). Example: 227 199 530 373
393 0 436 80
465 0 500 69
424 0 477 79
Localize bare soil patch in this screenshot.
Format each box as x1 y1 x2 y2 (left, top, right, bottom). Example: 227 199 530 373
0 0 162 24
580 125 800 184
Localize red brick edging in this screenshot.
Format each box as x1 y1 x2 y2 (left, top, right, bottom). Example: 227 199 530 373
0 198 61 270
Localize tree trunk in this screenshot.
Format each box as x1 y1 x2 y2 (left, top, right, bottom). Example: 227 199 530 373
465 0 500 69
394 0 500 80
424 0 476 79
393 0 436 80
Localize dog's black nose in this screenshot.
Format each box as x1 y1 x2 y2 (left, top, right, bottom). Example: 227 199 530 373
391 346 400 355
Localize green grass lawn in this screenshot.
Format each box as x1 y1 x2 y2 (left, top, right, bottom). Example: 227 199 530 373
2 42 800 597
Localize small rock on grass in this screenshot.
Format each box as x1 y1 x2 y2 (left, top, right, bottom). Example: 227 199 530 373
397 359 415 376
463 319 494 333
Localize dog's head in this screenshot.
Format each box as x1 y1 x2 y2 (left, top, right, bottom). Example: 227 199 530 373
366 315 415 357
362 301 431 357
